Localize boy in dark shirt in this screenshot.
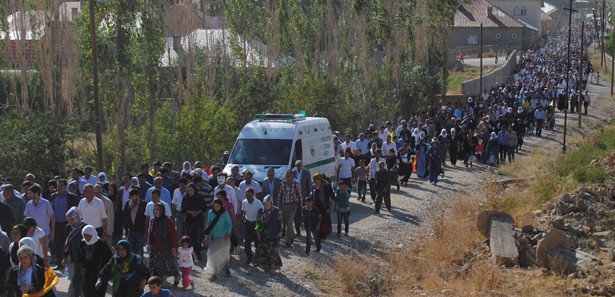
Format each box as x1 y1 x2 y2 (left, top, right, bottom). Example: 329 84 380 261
302 196 321 255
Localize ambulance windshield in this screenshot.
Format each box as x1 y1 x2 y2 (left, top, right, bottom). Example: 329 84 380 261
229 139 292 165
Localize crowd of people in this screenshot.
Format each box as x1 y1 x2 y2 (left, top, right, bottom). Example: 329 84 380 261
0 23 595 296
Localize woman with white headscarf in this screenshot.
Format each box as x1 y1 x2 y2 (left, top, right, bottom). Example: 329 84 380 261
97 172 109 194
180 161 192 177
78 225 112 297
437 129 449 166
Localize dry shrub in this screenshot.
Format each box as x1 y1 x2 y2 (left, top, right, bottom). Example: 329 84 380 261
328 253 388 296
386 195 485 295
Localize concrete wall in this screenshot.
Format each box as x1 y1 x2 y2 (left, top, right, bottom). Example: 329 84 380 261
461 50 518 95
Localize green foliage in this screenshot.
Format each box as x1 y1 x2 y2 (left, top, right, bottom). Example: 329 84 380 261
0 110 78 183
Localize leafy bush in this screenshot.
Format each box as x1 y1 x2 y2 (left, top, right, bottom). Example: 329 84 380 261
0 110 78 184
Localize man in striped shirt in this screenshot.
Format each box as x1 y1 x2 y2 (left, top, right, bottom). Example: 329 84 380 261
278 170 302 248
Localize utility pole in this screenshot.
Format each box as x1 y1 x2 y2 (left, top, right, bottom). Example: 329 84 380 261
480 23 483 95
563 0 577 153
602 0 606 67
612 24 614 96
89 0 105 171
579 20 584 128
593 11 600 54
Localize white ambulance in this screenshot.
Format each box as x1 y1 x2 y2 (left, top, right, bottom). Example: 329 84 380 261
223 114 337 182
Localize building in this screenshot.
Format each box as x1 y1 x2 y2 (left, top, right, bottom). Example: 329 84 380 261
449 0 531 56
489 0 543 34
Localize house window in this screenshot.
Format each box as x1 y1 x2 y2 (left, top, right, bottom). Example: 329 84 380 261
512 33 517 39
496 33 501 39
514 7 527 16
467 34 478 45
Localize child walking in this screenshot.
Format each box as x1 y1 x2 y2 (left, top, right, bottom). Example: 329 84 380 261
302 196 322 255
141 276 175 297
335 180 351 237
177 236 198 290
354 160 368 202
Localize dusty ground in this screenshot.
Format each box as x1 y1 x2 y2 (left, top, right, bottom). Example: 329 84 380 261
50 77 614 296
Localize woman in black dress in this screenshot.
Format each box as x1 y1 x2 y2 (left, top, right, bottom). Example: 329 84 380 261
79 225 113 297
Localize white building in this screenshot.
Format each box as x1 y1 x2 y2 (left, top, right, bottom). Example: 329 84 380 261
489 0 543 34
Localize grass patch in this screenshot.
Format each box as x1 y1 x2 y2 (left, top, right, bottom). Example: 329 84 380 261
447 66 497 94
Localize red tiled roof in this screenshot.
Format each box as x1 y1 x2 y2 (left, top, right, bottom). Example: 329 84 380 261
454 0 525 28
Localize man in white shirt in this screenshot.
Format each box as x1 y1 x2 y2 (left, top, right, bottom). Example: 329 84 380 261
118 173 133 211
79 166 99 193
341 134 357 154
144 189 172 235
239 170 263 199
94 183 114 247
381 135 398 156
77 184 107 238
241 189 263 265
338 150 356 187
366 150 387 203
172 177 188 237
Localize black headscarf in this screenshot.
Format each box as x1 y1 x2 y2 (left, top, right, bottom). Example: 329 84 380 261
149 203 167 244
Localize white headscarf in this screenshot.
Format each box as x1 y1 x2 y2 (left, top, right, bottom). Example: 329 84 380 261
131 177 140 187
440 129 448 137
19 237 36 249
181 161 192 176
98 172 109 185
82 225 100 246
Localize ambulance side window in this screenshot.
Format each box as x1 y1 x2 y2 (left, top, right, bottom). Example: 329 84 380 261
292 139 303 168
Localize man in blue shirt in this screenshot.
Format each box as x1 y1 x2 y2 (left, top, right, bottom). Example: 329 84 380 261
24 184 55 251
145 176 172 209
49 179 79 269
534 105 546 137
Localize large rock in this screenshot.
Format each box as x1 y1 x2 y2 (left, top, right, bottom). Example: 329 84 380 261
490 216 519 266
536 229 569 268
537 229 587 274
476 210 515 237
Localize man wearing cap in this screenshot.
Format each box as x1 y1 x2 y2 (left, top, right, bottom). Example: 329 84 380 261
293 160 311 237
261 168 281 206
239 169 263 198
278 170 302 247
